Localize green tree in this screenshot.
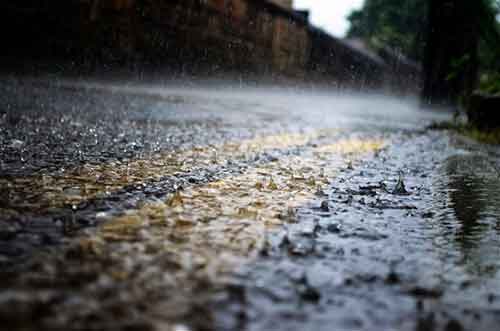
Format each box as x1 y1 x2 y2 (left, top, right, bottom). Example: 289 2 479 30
346 0 428 62
347 0 500 103
422 0 500 105
478 0 500 94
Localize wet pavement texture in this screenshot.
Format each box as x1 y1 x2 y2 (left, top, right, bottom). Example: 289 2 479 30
1 77 500 331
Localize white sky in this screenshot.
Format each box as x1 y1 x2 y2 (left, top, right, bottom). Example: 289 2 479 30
294 0 365 37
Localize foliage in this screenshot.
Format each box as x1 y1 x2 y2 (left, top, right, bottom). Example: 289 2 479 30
478 0 500 93
479 72 500 95
347 0 500 68
347 0 500 100
346 0 428 62
429 121 500 144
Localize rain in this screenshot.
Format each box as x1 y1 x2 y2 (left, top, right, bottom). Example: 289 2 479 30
1 1 500 331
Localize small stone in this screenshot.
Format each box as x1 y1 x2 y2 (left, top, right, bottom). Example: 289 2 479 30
279 234 291 248
289 242 313 256
392 172 409 195
297 275 321 303
300 285 321 303
407 286 443 298
385 270 400 284
327 223 341 233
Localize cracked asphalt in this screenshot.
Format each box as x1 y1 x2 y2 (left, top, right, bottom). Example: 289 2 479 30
1 76 500 331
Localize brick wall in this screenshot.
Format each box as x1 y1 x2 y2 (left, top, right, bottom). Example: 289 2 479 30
0 0 418 90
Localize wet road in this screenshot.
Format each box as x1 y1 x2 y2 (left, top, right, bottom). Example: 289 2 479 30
1 77 500 331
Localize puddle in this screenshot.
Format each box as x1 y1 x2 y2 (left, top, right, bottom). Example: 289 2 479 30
435 153 500 278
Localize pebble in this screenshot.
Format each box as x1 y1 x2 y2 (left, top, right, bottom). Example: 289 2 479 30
320 200 330 212
327 223 341 233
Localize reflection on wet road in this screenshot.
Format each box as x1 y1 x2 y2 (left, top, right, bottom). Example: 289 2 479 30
436 153 500 277
1 77 500 331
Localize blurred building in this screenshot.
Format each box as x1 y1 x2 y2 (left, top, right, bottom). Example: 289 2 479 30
0 0 418 91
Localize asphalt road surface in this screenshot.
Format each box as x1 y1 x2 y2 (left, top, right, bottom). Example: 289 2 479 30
1 77 500 331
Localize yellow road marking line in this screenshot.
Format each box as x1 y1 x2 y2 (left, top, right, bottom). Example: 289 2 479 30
78 137 385 279
1 131 336 214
